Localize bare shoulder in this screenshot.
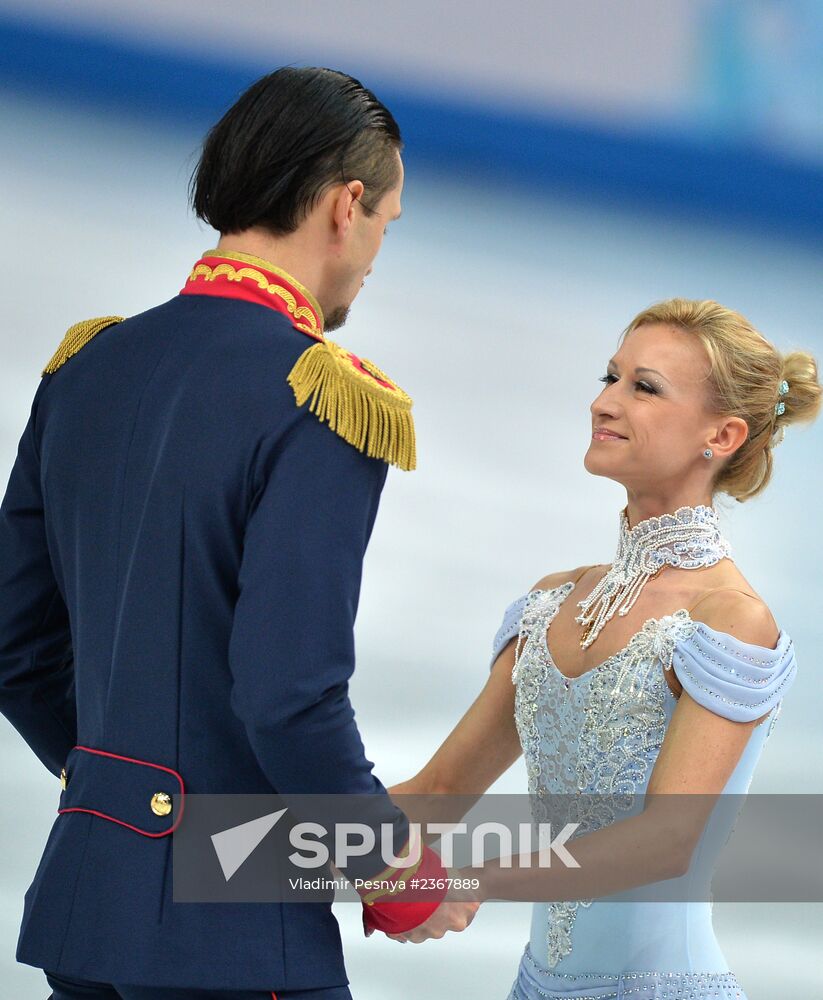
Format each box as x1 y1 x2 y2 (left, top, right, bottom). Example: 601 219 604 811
689 589 780 650
530 564 605 593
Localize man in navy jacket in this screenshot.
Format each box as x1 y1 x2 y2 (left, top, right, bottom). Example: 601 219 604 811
0 66 476 1000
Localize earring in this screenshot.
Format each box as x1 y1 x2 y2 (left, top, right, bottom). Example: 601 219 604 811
703 448 713 459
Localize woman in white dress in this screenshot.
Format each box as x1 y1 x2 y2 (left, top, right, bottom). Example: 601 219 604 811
387 299 821 998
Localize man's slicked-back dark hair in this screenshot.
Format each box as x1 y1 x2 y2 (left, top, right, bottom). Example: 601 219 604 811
190 66 402 236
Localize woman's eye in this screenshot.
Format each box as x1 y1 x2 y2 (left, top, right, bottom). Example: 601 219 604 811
383 227 389 236
598 374 656 394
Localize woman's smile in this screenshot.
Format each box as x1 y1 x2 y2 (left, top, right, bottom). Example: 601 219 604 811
592 427 628 441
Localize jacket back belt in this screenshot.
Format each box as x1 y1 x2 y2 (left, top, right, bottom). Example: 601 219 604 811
58 744 185 837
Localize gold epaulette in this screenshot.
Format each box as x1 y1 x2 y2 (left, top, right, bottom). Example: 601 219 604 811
287 340 416 471
42 316 124 375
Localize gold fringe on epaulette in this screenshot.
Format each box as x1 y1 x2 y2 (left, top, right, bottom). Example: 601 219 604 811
287 341 416 471
42 316 124 375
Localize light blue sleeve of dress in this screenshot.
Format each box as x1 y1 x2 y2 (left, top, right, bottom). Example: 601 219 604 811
490 594 529 670
670 621 797 723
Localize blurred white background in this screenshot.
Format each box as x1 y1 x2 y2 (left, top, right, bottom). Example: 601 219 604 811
1 3 822 998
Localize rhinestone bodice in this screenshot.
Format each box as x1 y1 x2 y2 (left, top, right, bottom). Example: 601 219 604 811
504 580 797 975
513 582 695 800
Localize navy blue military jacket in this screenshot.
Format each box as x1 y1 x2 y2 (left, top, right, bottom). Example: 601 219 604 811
0 259 409 992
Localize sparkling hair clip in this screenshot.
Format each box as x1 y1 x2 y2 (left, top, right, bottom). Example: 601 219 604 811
774 379 789 416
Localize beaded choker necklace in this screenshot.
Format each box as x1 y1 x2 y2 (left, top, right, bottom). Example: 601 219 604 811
574 504 732 649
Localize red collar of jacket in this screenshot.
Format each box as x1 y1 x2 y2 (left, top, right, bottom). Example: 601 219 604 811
180 248 324 341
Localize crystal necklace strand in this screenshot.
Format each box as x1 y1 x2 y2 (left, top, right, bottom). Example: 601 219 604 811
574 504 732 649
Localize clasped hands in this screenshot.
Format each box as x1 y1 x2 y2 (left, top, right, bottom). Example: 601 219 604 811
328 855 482 945
363 866 483 945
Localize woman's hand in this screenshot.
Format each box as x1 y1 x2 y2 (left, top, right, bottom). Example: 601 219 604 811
384 867 483 944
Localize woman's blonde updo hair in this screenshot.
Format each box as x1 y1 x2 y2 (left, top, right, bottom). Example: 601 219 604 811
622 298 822 503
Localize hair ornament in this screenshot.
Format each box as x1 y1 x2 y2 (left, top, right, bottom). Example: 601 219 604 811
775 379 789 416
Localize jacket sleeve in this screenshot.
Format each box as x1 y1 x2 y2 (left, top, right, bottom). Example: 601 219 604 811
227 409 394 797
0 376 75 777
228 407 445 933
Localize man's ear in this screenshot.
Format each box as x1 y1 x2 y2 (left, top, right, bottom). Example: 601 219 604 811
331 179 365 240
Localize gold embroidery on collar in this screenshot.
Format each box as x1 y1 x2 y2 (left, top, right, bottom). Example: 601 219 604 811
200 247 324 328
188 262 321 337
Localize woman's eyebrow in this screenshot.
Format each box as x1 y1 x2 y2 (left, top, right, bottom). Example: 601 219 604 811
636 366 670 384
607 360 669 384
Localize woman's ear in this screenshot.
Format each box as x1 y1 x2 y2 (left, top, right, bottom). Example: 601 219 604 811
708 415 750 460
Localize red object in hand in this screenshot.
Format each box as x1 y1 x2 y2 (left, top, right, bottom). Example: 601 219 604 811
362 844 449 935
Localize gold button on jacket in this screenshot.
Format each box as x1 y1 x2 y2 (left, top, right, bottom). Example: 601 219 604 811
150 791 172 816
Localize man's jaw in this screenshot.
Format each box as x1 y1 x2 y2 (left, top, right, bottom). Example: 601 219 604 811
323 304 350 332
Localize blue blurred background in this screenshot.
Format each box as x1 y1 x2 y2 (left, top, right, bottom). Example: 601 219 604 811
1 2 821 998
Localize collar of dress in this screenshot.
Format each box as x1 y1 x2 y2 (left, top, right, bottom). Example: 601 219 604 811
180 248 325 342
574 504 733 649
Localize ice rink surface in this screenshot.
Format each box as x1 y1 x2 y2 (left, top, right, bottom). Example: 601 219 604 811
1 91 821 998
